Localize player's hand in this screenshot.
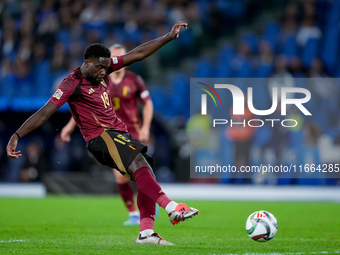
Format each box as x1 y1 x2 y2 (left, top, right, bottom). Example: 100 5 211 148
60 126 72 142
139 126 150 144
6 135 22 159
169 21 188 40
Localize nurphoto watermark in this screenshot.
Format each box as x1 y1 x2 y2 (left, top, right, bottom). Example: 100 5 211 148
189 78 340 180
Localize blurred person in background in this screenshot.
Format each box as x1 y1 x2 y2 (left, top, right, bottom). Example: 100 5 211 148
308 58 329 78
296 17 322 47
258 40 274 67
7 21 199 245
267 54 294 98
13 57 33 97
225 103 256 184
307 58 336 131
60 44 154 226
265 55 294 166
51 134 71 172
308 58 334 104
288 56 307 78
0 58 15 97
20 140 47 182
230 39 253 76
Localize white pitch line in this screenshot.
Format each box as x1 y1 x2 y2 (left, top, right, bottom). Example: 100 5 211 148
0 239 29 243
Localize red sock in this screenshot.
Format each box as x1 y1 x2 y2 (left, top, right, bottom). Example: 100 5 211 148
156 193 173 209
116 182 136 212
134 166 172 209
137 188 155 231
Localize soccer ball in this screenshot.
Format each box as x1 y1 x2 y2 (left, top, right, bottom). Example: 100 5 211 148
246 210 278 242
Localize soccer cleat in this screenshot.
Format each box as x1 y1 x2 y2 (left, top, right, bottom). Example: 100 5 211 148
135 233 174 245
168 203 199 225
123 215 140 226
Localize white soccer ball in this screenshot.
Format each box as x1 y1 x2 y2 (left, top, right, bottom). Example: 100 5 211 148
246 210 278 242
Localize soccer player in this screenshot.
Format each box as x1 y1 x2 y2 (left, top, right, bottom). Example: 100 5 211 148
60 44 154 226
7 21 198 245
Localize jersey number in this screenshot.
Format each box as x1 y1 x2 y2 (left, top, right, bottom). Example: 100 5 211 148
101 92 110 108
113 97 120 110
117 134 130 142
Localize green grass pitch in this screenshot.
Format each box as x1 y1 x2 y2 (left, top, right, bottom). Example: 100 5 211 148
0 196 339 255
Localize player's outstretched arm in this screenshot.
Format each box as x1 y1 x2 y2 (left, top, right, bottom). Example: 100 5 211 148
139 99 153 144
60 117 77 142
6 101 58 159
122 21 188 67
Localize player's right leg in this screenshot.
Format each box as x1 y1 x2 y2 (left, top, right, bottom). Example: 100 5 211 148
128 153 199 226
113 169 140 226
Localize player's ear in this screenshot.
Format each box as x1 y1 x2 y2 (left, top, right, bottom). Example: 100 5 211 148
84 59 91 68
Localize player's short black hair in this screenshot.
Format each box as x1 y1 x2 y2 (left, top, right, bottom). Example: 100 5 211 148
84 43 111 60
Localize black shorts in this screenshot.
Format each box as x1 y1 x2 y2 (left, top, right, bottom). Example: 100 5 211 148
86 130 153 180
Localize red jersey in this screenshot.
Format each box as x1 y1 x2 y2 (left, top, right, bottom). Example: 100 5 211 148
49 56 128 142
109 70 151 139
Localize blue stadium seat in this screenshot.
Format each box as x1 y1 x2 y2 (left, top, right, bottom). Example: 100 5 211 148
301 38 320 68
16 78 34 97
112 28 126 43
297 178 324 185
236 62 253 78
215 63 231 78
264 22 280 49
57 29 71 52
149 86 167 116
177 27 194 46
218 45 235 64
282 36 297 58
169 74 190 117
217 0 246 19
195 59 213 78
322 26 339 75
84 22 107 41
249 78 271 110
0 74 16 98
219 128 234 183
33 60 52 97
324 178 338 185
215 46 235 77
242 33 259 53
277 176 293 185
326 0 340 22
252 127 273 148
125 28 142 45
288 130 304 149
197 0 209 17
256 63 273 78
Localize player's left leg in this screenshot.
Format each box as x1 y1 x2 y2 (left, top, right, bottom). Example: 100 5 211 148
129 153 198 245
113 169 140 225
134 187 173 245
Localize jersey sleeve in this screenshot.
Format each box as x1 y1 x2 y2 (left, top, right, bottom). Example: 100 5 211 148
135 74 151 104
107 55 124 74
49 75 79 108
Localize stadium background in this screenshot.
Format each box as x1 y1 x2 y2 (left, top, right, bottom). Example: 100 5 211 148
0 0 339 194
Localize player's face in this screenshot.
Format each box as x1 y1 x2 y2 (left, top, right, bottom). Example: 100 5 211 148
85 57 110 84
110 48 126 57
